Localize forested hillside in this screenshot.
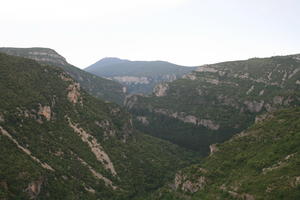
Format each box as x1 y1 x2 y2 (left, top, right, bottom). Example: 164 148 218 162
126 55 300 154
146 107 300 200
0 53 198 200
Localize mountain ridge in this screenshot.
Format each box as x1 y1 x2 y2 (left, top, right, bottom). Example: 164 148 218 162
0 47 126 104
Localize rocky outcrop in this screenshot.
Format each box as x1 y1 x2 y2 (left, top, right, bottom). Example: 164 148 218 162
180 114 198 124
259 90 265 96
198 119 220 130
0 48 68 66
153 83 169 97
209 144 218 155
154 109 220 130
136 116 149 125
67 82 81 104
174 170 207 193
162 74 177 82
183 73 197 80
38 104 51 121
196 65 218 73
25 178 43 199
292 176 300 187
68 118 117 176
16 106 53 123
60 73 82 104
26 50 68 66
112 76 150 84
244 100 264 113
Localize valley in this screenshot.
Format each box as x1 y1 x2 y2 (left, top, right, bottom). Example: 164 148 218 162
0 49 299 200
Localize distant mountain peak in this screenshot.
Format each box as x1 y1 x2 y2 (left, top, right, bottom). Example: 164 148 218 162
85 57 196 94
100 57 124 61
86 57 129 69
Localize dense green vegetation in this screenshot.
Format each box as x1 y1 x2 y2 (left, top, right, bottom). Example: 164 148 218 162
85 57 195 94
1 50 300 200
146 107 300 199
126 55 300 154
0 48 125 104
0 53 198 199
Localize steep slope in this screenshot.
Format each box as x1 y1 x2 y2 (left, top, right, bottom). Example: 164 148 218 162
0 53 198 200
147 107 300 200
0 48 125 104
85 57 196 94
125 54 300 154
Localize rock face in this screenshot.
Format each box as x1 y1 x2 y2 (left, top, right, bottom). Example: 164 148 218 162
60 73 82 104
112 76 150 84
67 82 81 104
153 83 169 97
153 109 220 130
38 104 51 121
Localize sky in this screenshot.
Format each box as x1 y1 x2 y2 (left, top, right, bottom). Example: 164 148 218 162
1 0 300 68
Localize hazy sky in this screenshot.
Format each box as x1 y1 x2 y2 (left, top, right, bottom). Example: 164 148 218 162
1 0 300 68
